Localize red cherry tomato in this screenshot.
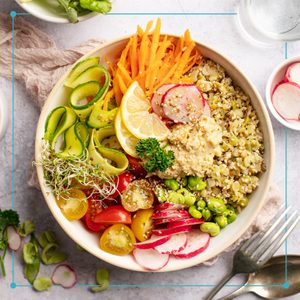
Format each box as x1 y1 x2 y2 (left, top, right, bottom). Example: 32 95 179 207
110 172 135 199
127 156 147 177
93 205 132 224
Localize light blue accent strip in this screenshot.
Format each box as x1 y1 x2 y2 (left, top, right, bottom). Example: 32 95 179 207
107 12 237 16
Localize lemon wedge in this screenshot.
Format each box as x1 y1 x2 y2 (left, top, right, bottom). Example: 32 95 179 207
115 110 139 158
120 81 169 140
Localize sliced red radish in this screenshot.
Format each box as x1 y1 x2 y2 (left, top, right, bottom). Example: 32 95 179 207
272 82 300 121
285 62 300 86
154 216 188 226
151 84 176 118
133 248 169 271
152 225 192 236
203 99 211 117
152 210 190 220
155 203 186 211
167 218 205 228
154 233 187 254
7 226 21 251
162 84 205 123
172 230 210 258
52 264 77 288
134 235 171 249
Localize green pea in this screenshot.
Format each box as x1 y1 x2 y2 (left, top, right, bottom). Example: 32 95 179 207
167 191 185 204
33 277 52 292
215 215 228 228
207 198 227 215
202 208 212 221
227 211 237 224
200 222 220 237
187 176 207 191
164 179 180 191
197 199 206 210
188 206 202 219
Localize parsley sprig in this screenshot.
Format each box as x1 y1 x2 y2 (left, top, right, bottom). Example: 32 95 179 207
136 138 175 173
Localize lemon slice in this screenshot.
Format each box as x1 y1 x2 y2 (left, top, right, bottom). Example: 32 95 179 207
115 110 139 158
121 81 169 140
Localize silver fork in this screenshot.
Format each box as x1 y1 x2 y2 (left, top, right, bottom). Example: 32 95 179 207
205 206 300 300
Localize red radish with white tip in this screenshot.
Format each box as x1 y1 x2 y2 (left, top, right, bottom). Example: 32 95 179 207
172 230 210 258
272 82 300 121
285 62 300 86
162 84 205 123
154 233 187 254
7 226 21 251
134 235 171 249
203 99 212 117
52 264 77 288
152 210 190 220
167 218 205 228
155 203 186 211
151 84 176 118
154 216 189 226
133 248 169 271
152 225 192 236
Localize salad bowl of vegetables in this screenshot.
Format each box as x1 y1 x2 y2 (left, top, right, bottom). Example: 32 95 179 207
35 19 275 272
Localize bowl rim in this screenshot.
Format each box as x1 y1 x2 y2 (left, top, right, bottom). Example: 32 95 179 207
35 34 275 272
265 55 300 131
15 0 97 24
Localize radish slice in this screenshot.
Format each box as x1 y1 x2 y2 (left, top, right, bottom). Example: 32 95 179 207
167 218 205 228
272 82 300 121
154 233 187 254
152 225 192 236
162 84 204 123
152 210 190 220
155 203 186 211
173 230 210 258
7 226 21 251
52 264 77 288
154 216 189 226
151 84 176 117
285 62 300 86
134 235 171 249
203 99 211 117
133 248 169 271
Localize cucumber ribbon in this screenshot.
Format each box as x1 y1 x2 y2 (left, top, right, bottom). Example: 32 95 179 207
88 126 128 175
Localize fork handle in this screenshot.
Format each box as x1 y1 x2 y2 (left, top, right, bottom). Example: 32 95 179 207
205 270 237 300
216 285 253 300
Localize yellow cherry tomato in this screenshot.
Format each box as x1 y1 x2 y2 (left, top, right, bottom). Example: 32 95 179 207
56 188 88 221
100 224 136 255
131 208 154 242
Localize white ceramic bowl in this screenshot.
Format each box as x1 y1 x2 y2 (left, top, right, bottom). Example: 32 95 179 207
15 0 97 23
266 56 300 131
35 36 275 272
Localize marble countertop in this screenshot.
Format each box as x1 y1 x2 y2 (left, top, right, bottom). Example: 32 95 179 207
1 0 300 299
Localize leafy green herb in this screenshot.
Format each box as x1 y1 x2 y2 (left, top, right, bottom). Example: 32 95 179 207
90 268 109 293
18 220 35 237
0 209 20 277
24 260 40 284
33 277 53 292
79 0 112 13
136 138 175 173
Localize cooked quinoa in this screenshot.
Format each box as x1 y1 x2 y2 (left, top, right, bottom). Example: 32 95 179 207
167 59 264 210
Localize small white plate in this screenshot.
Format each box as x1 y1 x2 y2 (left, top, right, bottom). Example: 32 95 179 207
15 0 97 23
266 56 300 131
0 90 8 141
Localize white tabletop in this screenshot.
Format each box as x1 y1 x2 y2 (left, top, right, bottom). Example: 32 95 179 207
0 0 300 299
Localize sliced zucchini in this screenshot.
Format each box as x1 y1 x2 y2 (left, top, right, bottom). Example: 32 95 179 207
87 102 118 128
64 57 99 88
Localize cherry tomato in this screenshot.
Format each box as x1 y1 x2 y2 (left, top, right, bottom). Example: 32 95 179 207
127 156 147 177
121 179 154 212
93 205 132 224
56 188 88 221
109 172 135 199
131 209 154 242
100 224 136 255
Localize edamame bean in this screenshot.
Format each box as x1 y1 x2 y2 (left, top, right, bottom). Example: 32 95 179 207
197 199 206 210
239 197 249 208
227 211 237 224
33 277 52 292
202 208 212 221
187 176 207 191
188 205 202 219
200 222 220 237
182 177 188 186
215 215 228 228
178 188 196 206
164 179 179 191
207 198 227 215
167 191 185 204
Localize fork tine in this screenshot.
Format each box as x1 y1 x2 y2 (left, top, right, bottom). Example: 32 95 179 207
243 206 291 254
239 232 261 251
258 214 300 265
250 210 297 258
